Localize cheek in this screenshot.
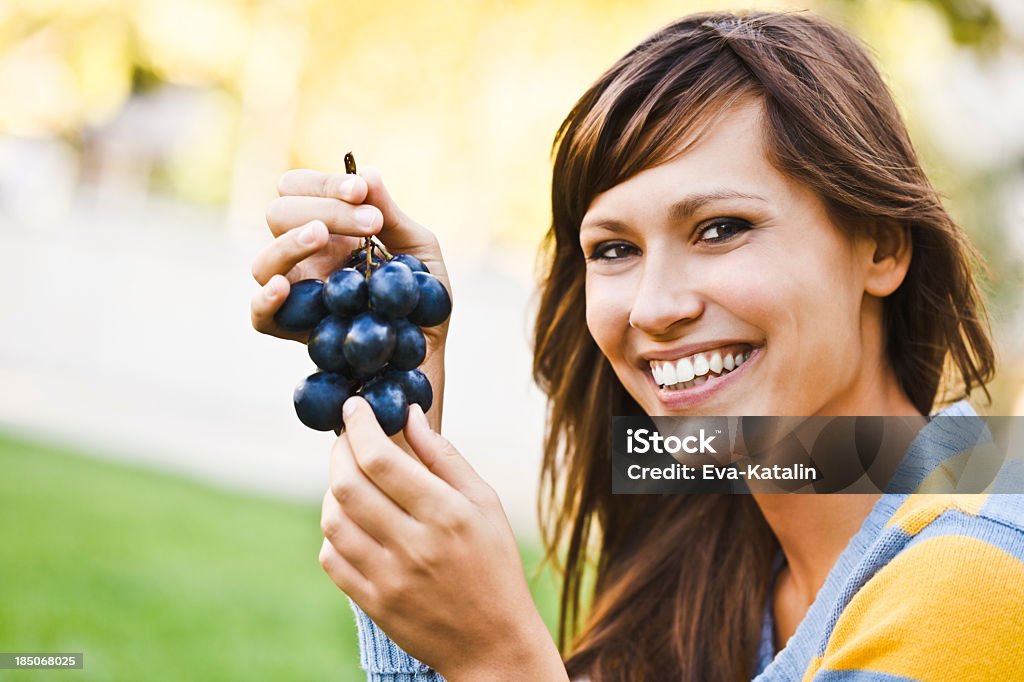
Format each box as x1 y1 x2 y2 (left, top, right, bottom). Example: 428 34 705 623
724 241 849 311
585 273 633 360
722 240 863 368
699 250 785 325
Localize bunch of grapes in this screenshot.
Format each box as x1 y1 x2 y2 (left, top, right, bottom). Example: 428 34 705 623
273 154 451 436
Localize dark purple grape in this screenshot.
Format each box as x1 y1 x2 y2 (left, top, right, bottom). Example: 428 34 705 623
349 365 378 384
407 272 451 327
389 319 427 370
274 279 329 331
368 261 419 318
359 377 409 436
343 311 396 373
308 315 352 373
349 251 385 273
293 371 354 431
392 253 429 274
386 368 433 413
345 248 369 265
323 268 368 316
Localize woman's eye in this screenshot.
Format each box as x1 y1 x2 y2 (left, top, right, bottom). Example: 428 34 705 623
589 242 639 261
697 218 752 243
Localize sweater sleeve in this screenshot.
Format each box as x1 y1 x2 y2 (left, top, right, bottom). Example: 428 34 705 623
805 532 1024 681
349 600 447 682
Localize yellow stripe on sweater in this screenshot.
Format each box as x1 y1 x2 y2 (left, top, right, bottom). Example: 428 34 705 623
812 535 1024 681
801 655 822 682
884 494 987 535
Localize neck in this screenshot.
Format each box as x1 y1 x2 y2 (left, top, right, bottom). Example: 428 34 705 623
752 493 880 604
754 354 925 604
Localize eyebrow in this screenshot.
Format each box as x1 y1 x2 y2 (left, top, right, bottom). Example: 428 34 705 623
670 189 768 220
581 189 769 233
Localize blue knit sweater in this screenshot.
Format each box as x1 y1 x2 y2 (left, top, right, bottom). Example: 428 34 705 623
349 600 443 682
350 401 1024 680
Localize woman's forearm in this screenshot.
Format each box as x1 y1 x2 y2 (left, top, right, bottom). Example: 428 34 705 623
351 601 568 682
438 616 570 682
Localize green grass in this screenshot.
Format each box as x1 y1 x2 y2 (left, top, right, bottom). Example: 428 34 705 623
0 432 559 681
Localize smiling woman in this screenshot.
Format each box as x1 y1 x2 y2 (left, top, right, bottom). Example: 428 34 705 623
251 8 1023 682
579 98 918 417
535 9 1020 682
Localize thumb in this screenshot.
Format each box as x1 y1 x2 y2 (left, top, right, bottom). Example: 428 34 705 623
359 167 437 254
404 404 491 505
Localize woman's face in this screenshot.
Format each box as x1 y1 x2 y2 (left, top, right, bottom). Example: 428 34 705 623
581 99 896 417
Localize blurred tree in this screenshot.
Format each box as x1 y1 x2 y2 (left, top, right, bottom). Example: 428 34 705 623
0 0 1020 408
918 0 1003 47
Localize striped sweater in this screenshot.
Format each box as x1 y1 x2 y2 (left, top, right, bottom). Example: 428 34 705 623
351 402 1024 681
754 492 1024 680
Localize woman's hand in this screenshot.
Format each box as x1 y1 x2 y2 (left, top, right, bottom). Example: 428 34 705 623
319 399 568 682
249 167 450 428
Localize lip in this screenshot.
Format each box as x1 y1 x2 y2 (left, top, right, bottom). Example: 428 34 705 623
641 340 757 363
646 346 762 412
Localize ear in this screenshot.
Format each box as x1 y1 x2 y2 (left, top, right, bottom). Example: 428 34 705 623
861 222 912 297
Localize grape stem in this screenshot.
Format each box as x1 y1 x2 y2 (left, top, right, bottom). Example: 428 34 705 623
343 152 394 279
371 238 394 260
364 239 372 281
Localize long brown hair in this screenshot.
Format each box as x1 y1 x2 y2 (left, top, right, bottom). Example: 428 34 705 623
532 10 996 681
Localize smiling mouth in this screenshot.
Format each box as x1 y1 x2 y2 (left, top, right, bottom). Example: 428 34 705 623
648 344 755 390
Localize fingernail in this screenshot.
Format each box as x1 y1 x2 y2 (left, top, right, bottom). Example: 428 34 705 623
411 404 428 428
342 397 360 417
339 178 357 199
298 222 321 246
264 278 283 299
354 206 379 230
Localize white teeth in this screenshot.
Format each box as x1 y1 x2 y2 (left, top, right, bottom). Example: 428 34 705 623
676 357 695 382
693 355 710 377
651 347 755 390
709 352 723 374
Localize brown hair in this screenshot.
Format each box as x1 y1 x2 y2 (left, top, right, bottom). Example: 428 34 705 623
532 10 996 681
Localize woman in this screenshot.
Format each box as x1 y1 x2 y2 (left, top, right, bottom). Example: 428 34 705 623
250 10 1024 681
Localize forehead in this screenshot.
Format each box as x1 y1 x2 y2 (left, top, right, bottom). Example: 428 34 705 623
581 99 797 227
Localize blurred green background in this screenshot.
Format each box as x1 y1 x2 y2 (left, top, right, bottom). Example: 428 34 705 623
1 0 1022 679
0 431 559 680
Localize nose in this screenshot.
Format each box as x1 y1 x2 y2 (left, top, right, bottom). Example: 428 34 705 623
628 251 705 336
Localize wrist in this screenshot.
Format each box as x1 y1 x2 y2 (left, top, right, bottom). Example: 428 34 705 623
350 600 443 679
423 348 445 431
440 618 567 682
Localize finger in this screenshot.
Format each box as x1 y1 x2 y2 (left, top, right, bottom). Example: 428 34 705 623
250 275 305 340
329 430 420 545
341 397 455 519
279 166 447 277
360 167 443 260
278 169 369 204
318 537 376 605
251 220 329 285
265 195 383 238
404 404 494 507
320 490 387 578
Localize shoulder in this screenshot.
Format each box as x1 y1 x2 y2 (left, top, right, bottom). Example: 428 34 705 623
808 494 1024 681
883 493 1024 543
